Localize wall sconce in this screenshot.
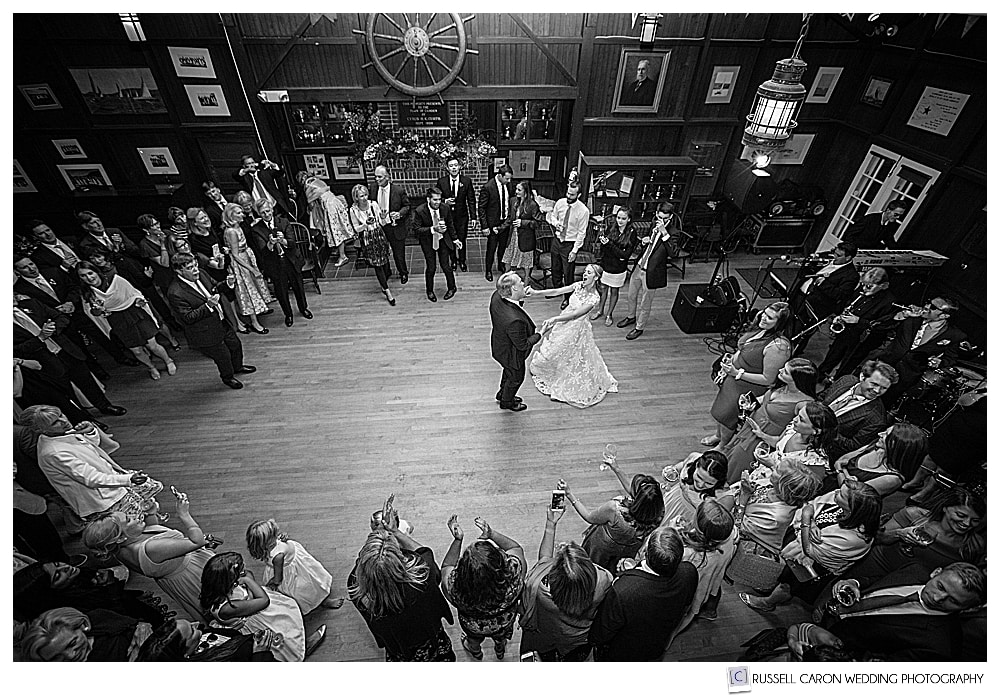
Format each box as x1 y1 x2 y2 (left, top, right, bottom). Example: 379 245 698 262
743 14 812 152
752 151 772 169
638 13 661 47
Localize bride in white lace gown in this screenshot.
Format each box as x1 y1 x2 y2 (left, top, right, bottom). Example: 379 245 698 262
526 264 619 408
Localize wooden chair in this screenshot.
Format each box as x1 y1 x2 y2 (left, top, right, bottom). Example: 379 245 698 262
285 222 323 294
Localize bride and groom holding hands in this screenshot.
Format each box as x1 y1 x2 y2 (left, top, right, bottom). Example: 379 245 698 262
489 265 619 411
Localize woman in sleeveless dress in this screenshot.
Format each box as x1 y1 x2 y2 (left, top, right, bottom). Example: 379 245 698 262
721 357 817 483
704 302 792 448
300 174 354 267
220 203 272 334
348 184 396 306
823 423 927 497
82 489 216 621
749 400 839 482
525 264 618 408
501 180 540 278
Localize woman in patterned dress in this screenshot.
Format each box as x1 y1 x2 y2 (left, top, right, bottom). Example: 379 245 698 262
348 184 395 306
299 173 354 267
220 203 272 334
501 180 540 279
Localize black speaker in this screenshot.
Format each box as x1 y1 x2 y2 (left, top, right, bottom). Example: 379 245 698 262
672 283 739 334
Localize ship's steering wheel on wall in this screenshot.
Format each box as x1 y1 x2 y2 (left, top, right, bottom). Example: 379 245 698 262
354 13 477 98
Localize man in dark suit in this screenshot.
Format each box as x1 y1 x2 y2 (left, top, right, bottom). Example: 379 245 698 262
842 199 909 250
249 200 313 327
201 180 230 231
868 296 966 406
75 211 149 291
371 165 412 283
490 272 552 411
232 154 292 218
13 295 126 416
820 360 897 461
589 526 698 661
413 186 461 302
618 58 658 107
28 220 80 273
809 562 986 661
818 266 897 379
790 241 860 354
617 202 684 340
479 164 515 282
436 156 477 272
167 253 255 390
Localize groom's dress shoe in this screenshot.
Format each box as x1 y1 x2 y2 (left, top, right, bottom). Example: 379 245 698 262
499 402 527 412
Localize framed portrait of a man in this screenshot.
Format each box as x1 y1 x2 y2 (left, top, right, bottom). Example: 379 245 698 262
612 50 670 114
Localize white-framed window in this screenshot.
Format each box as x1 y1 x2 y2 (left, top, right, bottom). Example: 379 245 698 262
119 13 146 42
819 145 940 250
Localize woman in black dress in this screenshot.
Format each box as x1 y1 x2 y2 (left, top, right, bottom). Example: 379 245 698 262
590 207 638 327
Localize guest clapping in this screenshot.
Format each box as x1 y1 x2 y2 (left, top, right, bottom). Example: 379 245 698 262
440 516 526 660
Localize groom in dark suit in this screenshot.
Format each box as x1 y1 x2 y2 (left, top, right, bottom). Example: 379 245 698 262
490 272 552 411
413 186 461 302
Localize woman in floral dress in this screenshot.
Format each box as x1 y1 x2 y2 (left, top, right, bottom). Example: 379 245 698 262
220 203 272 334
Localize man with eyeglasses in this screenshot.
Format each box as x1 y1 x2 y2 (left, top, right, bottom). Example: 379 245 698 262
167 253 255 390
868 296 966 406
843 199 909 250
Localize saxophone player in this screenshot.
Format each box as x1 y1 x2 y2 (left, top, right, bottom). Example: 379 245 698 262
789 242 860 354
817 267 896 381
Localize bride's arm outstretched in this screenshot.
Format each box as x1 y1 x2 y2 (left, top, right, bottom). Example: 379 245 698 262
547 299 597 325
524 283 575 299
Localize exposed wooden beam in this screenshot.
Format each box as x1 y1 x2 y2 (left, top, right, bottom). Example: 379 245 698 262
508 14 577 87
253 15 315 92
283 85 579 102
568 15 596 169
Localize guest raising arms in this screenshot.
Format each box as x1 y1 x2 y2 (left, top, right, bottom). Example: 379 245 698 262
76 262 178 381
348 183 396 306
704 302 792 448
590 207 638 326
298 172 354 267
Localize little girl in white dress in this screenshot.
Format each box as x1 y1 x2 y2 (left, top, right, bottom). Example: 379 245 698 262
246 519 345 615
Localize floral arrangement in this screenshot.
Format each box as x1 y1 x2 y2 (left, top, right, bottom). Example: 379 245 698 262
347 107 496 166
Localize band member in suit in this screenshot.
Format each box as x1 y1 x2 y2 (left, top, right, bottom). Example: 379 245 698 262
842 199 909 250
490 272 552 411
790 242 860 353
413 187 461 302
28 220 79 274
167 253 255 390
202 180 230 231
868 296 966 406
249 200 313 327
479 165 515 282
436 157 477 272
371 165 412 283
13 295 126 416
817 267 897 380
232 155 293 219
819 360 897 462
616 203 684 340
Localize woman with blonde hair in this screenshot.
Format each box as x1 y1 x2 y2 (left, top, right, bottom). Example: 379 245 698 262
348 501 455 661
221 203 272 334
298 172 354 267
347 183 395 305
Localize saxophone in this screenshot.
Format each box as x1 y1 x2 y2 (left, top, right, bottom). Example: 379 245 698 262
830 293 865 334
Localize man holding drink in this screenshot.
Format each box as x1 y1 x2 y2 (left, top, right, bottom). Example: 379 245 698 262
413 186 462 302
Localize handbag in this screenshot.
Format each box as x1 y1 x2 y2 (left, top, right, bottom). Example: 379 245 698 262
725 532 785 592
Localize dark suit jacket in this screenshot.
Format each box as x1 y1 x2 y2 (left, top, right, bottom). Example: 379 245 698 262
248 216 304 280
599 222 638 275
412 203 457 251
232 166 292 217
820 376 887 460
831 563 967 660
435 174 476 224
489 292 541 370
369 183 411 241
15 268 80 309
637 220 684 290
513 199 542 253
875 317 966 370
805 262 860 319
204 199 228 231
478 177 515 230
76 230 150 289
31 241 77 273
13 297 86 362
620 78 657 107
166 271 231 348
843 212 900 250
589 562 698 661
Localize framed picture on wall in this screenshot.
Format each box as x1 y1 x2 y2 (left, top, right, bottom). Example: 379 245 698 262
19 83 61 110
508 150 535 178
57 163 113 191
14 160 38 194
705 66 740 104
612 50 670 114
167 46 216 79
137 147 179 175
304 154 330 179
69 68 167 114
331 157 365 181
52 139 87 160
805 67 844 104
184 84 230 117
860 76 893 108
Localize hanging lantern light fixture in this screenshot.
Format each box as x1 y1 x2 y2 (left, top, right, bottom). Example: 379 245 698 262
743 14 812 152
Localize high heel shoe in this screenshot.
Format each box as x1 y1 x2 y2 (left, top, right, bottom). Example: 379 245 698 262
165 361 177 376
149 368 161 381
249 325 269 335
384 290 396 306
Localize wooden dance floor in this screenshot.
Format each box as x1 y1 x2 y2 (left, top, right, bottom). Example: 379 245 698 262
75 245 817 661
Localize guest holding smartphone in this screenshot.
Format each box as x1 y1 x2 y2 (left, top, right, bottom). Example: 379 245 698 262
590 208 638 326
